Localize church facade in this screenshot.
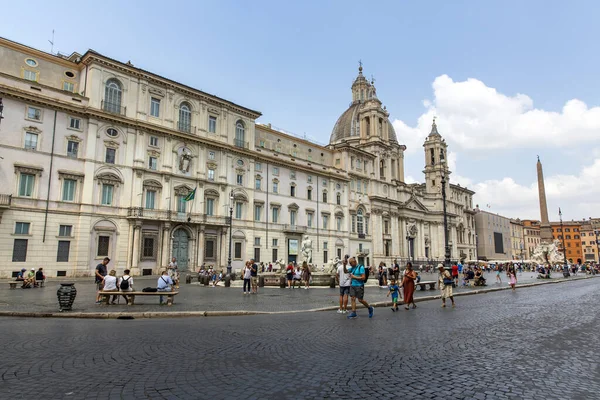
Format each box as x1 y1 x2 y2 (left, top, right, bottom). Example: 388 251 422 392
0 37 476 278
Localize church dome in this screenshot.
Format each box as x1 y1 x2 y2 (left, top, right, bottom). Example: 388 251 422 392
329 103 398 144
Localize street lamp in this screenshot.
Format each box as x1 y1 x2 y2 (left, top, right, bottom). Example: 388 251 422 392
441 174 451 270
227 191 234 276
558 208 568 266
405 222 410 263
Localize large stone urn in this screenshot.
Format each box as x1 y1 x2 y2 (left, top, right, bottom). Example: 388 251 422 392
57 283 77 312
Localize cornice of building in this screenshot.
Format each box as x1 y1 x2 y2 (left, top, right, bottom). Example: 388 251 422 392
0 36 79 68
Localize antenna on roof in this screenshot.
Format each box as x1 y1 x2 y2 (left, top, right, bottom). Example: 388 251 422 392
48 29 55 54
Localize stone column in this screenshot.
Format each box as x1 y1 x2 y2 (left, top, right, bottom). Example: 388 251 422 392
131 225 141 272
198 228 205 268
391 216 400 257
161 225 171 269
126 223 134 268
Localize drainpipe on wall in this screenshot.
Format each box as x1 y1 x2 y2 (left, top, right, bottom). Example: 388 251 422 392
42 110 57 242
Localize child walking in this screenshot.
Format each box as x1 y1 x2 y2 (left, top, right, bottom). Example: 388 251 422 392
387 279 400 312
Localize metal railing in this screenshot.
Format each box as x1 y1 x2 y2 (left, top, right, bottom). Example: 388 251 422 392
101 100 126 116
177 122 196 134
234 139 249 149
283 224 307 233
127 207 228 225
0 194 12 207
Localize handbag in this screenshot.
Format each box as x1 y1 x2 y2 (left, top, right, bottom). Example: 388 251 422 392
442 273 453 286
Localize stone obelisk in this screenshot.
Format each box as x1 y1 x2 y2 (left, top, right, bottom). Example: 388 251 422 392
537 156 554 242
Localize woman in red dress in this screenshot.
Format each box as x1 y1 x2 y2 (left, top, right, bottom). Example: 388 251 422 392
401 262 417 310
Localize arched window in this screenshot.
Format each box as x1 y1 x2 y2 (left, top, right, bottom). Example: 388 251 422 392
357 209 364 235
178 103 192 133
235 121 245 148
104 79 122 113
365 117 370 137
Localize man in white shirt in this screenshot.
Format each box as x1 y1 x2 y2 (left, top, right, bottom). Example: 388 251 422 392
337 256 351 314
157 270 174 305
117 269 134 305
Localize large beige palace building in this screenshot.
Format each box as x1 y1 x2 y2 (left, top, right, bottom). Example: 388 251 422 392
0 37 476 277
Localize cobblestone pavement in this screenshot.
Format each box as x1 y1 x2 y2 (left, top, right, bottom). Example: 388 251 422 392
1 278 599 399
0 271 572 314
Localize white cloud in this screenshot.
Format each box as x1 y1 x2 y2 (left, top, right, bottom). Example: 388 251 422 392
393 74 600 151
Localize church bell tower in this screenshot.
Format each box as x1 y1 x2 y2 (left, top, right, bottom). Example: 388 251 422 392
423 118 450 194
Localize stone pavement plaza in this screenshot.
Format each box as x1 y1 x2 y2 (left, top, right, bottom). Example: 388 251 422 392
1 278 599 399
0 271 570 314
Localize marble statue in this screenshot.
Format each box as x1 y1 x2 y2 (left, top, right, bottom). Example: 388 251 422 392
301 235 312 264
531 239 565 264
327 257 341 274
179 149 192 173
275 259 285 274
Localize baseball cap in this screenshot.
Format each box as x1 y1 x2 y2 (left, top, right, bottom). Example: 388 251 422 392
31 268 35 271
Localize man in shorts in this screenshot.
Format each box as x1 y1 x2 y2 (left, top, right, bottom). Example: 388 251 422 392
346 256 374 319
250 258 258 294
337 256 351 314
95 257 110 304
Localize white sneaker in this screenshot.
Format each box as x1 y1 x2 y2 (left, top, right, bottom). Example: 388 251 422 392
337 309 343 314
342 310 348 314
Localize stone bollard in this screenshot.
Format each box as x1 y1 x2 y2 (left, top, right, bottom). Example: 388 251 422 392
329 277 336 288
224 275 231 287
259 276 265 287
279 276 286 288
186 275 192 284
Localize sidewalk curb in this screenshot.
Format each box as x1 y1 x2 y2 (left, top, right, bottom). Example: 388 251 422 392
0 275 595 319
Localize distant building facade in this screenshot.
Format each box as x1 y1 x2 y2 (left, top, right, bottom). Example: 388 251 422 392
522 219 541 259
0 37 476 278
551 221 582 263
509 219 525 260
580 218 600 263
474 208 511 261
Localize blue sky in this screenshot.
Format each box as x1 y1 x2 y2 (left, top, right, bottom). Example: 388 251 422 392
2 0 600 220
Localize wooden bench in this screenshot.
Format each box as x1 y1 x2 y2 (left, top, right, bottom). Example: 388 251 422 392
99 291 179 306
415 281 436 290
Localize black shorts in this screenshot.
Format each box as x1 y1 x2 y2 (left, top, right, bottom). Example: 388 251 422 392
339 286 350 296
286 273 293 280
349 286 364 300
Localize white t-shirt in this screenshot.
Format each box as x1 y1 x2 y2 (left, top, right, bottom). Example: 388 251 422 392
117 275 133 291
243 267 252 279
103 275 117 290
337 264 351 287
294 269 302 279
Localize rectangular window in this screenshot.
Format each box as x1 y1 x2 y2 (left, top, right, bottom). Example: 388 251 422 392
24 70 37 81
254 205 262 221
363 181 367 193
24 132 38 150
322 215 329 229
101 184 114 205
234 242 242 259
255 162 262 172
62 179 76 201
57 240 70 262
272 208 279 223
384 220 389 234
307 175 313 183
97 236 110 257
337 217 342 231
208 151 215 160
59 225 72 237
272 238 278 247
150 97 160 117
27 106 41 120
150 136 159 147
307 213 313 228
67 140 79 157
272 248 278 262
19 173 35 197
145 190 156 209
259 140 265 148
254 247 261 262
307 188 312 200
235 202 242 219
254 237 261 246
69 117 81 130
205 239 215 259
290 210 297 226
105 148 116 164
206 198 214 216
322 192 328 203
208 169 215 181
323 250 328 263
15 222 30 235
290 186 296 197
290 171 296 179
255 178 261 190
236 174 243 186
177 195 186 213
272 167 279 176
208 116 217 133
12 239 28 262
143 237 156 258
63 81 74 92
273 182 278 193
149 156 157 170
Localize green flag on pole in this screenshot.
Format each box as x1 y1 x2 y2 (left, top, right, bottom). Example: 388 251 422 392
184 187 196 202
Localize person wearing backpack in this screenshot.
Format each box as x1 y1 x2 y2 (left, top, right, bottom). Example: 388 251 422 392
117 269 134 305
346 256 374 319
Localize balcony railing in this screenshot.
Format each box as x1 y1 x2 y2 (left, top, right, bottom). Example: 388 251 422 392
101 100 127 116
127 207 227 225
0 194 12 208
283 224 307 233
177 122 196 134
234 139 249 149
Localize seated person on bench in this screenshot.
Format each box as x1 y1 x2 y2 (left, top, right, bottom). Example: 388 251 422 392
464 268 475 285
22 268 36 288
35 267 45 287
474 268 487 286
157 270 174 305
15 268 26 284
538 266 549 279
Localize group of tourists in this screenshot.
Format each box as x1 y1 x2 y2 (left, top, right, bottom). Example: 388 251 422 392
14 267 45 289
94 257 136 304
285 261 312 289
198 264 223 287
241 258 259 294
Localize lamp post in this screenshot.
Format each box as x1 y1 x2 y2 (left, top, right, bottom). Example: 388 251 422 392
441 174 451 270
559 208 568 266
405 222 411 263
227 191 234 276
593 219 600 265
